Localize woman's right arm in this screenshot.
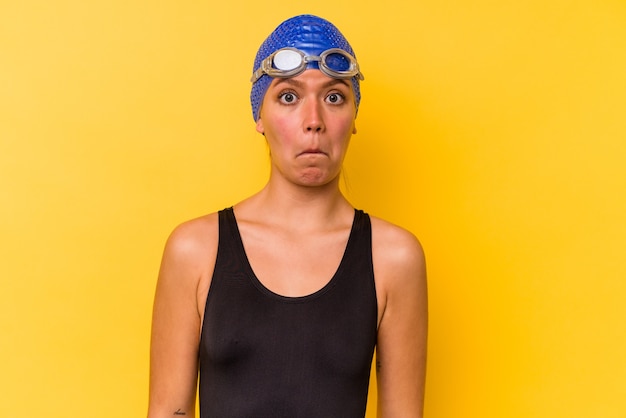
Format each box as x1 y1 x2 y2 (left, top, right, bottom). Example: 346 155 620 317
147 217 217 418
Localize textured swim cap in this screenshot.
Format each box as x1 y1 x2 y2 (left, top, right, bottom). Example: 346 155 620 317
250 14 362 121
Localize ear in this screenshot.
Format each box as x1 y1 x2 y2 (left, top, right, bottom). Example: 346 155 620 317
352 122 357 135
256 118 264 135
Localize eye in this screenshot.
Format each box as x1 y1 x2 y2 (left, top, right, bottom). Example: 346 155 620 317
278 91 298 104
326 92 345 105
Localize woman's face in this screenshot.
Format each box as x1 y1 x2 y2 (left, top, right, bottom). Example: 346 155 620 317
256 70 357 188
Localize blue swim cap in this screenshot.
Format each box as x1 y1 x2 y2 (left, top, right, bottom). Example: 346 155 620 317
250 14 362 121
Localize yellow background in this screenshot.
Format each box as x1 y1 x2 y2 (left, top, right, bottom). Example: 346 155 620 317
1 0 625 416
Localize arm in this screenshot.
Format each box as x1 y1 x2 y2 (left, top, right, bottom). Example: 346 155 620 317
372 220 428 418
148 217 217 418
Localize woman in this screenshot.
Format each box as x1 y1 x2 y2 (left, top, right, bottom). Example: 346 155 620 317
148 14 427 418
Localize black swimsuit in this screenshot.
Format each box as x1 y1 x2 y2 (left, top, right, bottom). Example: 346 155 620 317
199 207 377 417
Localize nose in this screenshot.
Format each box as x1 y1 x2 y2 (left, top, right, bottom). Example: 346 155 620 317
303 99 325 133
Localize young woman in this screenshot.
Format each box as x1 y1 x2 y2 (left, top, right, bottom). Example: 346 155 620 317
148 14 427 418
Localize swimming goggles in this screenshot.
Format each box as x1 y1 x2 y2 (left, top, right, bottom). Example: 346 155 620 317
251 47 365 83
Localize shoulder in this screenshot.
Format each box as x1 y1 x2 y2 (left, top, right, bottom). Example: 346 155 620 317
165 212 218 252
159 212 220 284
155 212 220 318
369 215 426 305
369 215 425 274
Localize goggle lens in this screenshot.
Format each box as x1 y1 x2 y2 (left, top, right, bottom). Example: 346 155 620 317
273 49 302 71
324 51 351 72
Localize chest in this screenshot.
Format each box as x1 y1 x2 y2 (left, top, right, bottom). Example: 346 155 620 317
242 229 348 297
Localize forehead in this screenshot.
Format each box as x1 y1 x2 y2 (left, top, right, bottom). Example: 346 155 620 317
268 70 353 90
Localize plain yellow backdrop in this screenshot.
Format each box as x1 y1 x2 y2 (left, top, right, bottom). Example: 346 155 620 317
1 0 625 417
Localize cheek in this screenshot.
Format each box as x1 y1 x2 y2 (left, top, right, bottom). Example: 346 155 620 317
264 116 298 154
334 117 356 139
266 115 296 139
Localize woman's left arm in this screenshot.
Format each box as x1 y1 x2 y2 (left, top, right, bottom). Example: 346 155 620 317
373 221 428 418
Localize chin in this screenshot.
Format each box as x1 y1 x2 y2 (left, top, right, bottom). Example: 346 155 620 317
297 170 340 187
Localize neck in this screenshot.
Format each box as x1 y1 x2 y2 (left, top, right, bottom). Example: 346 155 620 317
234 174 354 231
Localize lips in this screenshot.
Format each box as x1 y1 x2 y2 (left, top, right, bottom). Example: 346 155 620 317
298 149 326 156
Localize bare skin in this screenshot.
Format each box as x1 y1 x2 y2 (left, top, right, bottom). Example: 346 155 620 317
148 70 427 418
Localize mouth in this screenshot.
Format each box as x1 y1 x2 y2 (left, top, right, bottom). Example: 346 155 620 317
298 148 326 156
